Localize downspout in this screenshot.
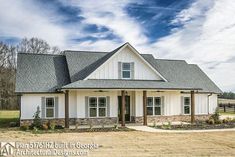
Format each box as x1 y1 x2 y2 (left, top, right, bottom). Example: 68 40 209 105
207 93 212 114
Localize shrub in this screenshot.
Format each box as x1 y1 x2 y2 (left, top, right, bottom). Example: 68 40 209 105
9 122 18 127
208 119 215 125
20 125 29 131
42 124 48 130
161 121 172 129
49 121 56 130
54 125 64 129
32 127 39 134
223 117 232 124
31 106 42 129
46 121 56 130
208 108 220 123
114 124 118 129
216 120 222 124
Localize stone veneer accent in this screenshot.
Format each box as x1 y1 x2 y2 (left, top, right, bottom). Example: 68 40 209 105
20 117 118 126
75 117 118 125
135 115 211 124
20 119 65 126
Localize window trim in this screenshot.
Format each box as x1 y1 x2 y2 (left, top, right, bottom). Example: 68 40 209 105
88 96 107 118
45 97 55 119
183 97 191 115
147 97 162 116
121 62 131 79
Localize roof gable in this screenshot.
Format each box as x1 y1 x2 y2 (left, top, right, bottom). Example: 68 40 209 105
85 43 168 81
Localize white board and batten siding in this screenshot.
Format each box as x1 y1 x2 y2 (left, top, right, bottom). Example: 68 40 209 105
20 93 77 119
76 91 118 118
135 91 218 117
87 46 163 80
20 92 218 120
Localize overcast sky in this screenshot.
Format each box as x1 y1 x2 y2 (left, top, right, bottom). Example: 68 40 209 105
0 0 234 92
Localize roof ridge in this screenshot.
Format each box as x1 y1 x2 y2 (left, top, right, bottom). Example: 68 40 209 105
18 53 64 56
156 58 187 62
64 50 108 53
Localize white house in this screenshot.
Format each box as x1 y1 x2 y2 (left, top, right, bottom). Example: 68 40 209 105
15 43 222 127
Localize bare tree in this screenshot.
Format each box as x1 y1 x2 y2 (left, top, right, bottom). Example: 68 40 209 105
0 37 61 110
17 37 60 54
0 42 17 110
50 46 61 54
0 42 9 70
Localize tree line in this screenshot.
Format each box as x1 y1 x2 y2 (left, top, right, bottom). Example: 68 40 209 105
0 37 60 110
219 92 235 99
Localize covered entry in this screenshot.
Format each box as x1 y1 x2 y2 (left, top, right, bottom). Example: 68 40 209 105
118 96 130 122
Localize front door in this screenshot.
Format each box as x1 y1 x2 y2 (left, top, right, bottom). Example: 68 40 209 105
118 96 130 122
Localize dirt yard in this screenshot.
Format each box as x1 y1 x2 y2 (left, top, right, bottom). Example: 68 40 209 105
0 130 235 157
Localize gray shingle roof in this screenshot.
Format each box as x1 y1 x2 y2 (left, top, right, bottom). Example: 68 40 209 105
15 53 70 93
65 51 106 82
16 44 222 93
61 79 201 90
64 43 125 81
142 54 222 93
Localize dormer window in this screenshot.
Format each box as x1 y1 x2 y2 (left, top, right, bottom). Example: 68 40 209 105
122 63 131 79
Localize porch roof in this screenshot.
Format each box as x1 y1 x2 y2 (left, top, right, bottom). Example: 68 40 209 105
61 79 201 90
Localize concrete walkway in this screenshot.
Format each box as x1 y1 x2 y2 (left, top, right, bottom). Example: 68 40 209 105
127 125 235 133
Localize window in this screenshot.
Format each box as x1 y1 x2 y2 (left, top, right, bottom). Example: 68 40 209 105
89 97 106 117
154 97 161 115
147 97 162 115
147 97 153 115
46 97 55 118
122 63 131 79
184 97 191 114
89 97 97 117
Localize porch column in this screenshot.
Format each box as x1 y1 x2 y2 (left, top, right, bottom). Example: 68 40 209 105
143 91 147 126
191 91 195 123
121 90 126 127
65 90 69 128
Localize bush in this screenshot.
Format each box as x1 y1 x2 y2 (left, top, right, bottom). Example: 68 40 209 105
54 125 64 129
161 121 172 129
114 124 118 129
31 106 42 129
216 120 222 124
208 119 215 125
9 122 18 127
207 108 220 124
33 126 39 134
223 117 232 124
42 124 48 130
20 125 29 131
47 121 56 130
210 108 220 122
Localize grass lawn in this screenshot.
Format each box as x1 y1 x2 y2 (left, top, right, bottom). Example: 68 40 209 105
0 110 19 127
0 130 234 156
219 112 235 116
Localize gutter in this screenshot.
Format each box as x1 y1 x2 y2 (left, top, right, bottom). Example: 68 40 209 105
207 93 213 114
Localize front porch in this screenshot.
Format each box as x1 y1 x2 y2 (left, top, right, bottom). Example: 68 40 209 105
63 89 197 128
